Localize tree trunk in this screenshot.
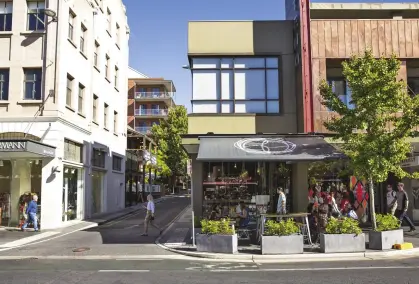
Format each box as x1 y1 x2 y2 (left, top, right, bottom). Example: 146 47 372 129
368 178 377 231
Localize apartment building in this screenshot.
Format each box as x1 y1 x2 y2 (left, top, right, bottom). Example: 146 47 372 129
286 1 419 220
181 21 343 218
0 0 129 229
127 75 175 135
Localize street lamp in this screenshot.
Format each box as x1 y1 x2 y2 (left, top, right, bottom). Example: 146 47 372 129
44 8 57 19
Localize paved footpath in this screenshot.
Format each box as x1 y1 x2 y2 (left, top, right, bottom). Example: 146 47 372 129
0 196 190 257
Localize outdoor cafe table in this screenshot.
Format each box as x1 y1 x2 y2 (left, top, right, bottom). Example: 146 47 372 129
257 213 313 245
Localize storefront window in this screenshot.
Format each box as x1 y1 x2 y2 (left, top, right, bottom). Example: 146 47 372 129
91 170 103 214
0 160 12 226
64 139 83 163
92 149 106 168
62 166 82 221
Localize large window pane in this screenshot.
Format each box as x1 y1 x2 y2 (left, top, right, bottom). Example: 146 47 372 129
192 58 219 69
221 70 233 100
267 101 280 113
234 58 265 68
235 101 266 113
266 69 279 99
221 102 233 113
192 101 218 113
192 70 219 100
234 70 265 100
266 58 279 68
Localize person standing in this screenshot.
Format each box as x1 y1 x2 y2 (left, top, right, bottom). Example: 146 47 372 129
386 184 397 215
277 187 286 215
141 194 161 236
395 183 416 232
21 195 39 232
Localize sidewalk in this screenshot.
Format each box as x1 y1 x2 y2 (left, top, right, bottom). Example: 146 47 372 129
157 206 419 261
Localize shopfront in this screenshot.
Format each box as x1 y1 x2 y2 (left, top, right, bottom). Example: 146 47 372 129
0 139 55 227
185 135 345 219
91 148 106 215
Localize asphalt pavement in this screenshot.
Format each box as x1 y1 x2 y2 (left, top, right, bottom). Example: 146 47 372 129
0 196 190 257
0 257 419 283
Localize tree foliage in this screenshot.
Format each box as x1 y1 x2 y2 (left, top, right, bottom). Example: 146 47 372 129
151 105 188 185
319 50 419 229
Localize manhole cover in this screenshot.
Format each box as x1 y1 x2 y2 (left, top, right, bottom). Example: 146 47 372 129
72 247 90 253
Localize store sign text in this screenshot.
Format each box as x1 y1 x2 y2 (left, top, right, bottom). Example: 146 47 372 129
0 141 26 150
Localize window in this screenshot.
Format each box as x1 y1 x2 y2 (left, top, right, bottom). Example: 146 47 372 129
64 139 83 163
114 66 118 88
92 94 98 122
80 24 87 53
105 54 110 79
191 57 280 114
106 8 111 34
408 78 419 96
94 41 99 67
113 111 118 133
0 1 12 31
115 23 120 45
66 74 73 107
112 155 122 171
68 10 75 40
27 1 45 31
104 103 108 129
327 78 354 109
24 68 42 100
92 148 105 168
78 84 85 114
0 69 9 100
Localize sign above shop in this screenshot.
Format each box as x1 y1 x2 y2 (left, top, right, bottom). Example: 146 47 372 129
234 138 297 155
0 141 26 150
401 156 419 168
0 140 56 158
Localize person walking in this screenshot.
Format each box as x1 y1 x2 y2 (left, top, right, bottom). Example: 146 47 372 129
386 184 397 215
21 195 39 232
395 183 416 232
141 194 161 236
276 187 286 215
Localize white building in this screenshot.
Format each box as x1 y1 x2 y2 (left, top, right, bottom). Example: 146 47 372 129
0 0 129 229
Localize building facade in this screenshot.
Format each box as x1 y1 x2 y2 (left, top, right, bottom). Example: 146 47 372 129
286 1 419 220
0 0 129 229
127 76 175 135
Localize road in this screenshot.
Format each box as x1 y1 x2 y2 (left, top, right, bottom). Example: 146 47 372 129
0 257 419 283
0 196 190 257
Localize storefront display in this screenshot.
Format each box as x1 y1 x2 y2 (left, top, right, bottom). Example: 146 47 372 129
62 167 81 221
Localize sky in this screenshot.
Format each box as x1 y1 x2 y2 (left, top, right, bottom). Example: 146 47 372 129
124 0 417 112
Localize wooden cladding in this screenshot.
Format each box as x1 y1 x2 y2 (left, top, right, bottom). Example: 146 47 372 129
311 19 419 58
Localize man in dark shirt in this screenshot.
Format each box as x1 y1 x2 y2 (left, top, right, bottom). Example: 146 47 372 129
395 183 416 232
21 195 39 232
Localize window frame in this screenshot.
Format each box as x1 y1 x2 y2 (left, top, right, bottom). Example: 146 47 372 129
64 139 83 163
66 74 74 107
92 94 98 123
27 1 45 31
407 77 419 97
94 41 99 67
106 8 111 34
326 77 354 110
23 68 42 100
113 111 118 133
68 9 75 41
0 1 12 32
92 148 105 168
80 23 87 53
105 54 110 80
0 69 9 101
78 83 85 115
114 66 118 89
104 103 109 129
112 155 122 171
115 23 120 46
190 57 281 114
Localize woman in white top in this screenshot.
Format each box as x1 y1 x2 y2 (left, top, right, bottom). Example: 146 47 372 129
141 194 160 236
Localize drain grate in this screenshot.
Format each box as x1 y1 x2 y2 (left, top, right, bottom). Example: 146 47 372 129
72 247 90 253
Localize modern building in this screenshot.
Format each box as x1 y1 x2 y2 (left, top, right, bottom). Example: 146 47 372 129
127 75 176 135
182 21 342 220
286 1 419 220
0 0 129 229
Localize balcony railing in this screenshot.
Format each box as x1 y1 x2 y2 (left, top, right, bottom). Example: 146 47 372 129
134 109 168 116
135 126 153 134
135 92 174 100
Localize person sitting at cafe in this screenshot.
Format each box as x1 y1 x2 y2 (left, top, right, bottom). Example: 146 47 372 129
237 201 250 227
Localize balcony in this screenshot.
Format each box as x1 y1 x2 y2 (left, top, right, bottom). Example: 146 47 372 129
135 92 174 100
134 108 168 116
135 126 153 134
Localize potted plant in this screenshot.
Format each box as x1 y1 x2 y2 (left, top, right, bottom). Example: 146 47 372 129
320 217 365 253
196 219 238 254
261 219 303 255
369 214 403 250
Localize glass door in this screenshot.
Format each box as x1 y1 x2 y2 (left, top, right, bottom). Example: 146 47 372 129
91 171 103 215
62 167 80 221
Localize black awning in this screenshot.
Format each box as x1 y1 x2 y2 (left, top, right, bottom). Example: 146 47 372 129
197 136 345 161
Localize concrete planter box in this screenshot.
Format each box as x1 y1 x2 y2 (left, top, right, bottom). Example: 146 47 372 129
369 229 404 250
320 233 366 253
196 234 238 254
261 235 304 255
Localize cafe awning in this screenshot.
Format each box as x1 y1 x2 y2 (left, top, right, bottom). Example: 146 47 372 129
196 135 345 162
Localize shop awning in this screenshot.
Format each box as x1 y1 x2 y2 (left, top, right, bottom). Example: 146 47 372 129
0 139 55 158
196 136 345 161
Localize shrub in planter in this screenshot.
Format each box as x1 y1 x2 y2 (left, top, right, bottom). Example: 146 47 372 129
262 219 303 254
369 214 403 250
196 219 237 254
321 217 365 253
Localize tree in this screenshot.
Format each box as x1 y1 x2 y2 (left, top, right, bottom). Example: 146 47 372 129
151 105 188 192
319 50 419 230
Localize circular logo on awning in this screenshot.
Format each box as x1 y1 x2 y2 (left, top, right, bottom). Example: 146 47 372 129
234 138 296 155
